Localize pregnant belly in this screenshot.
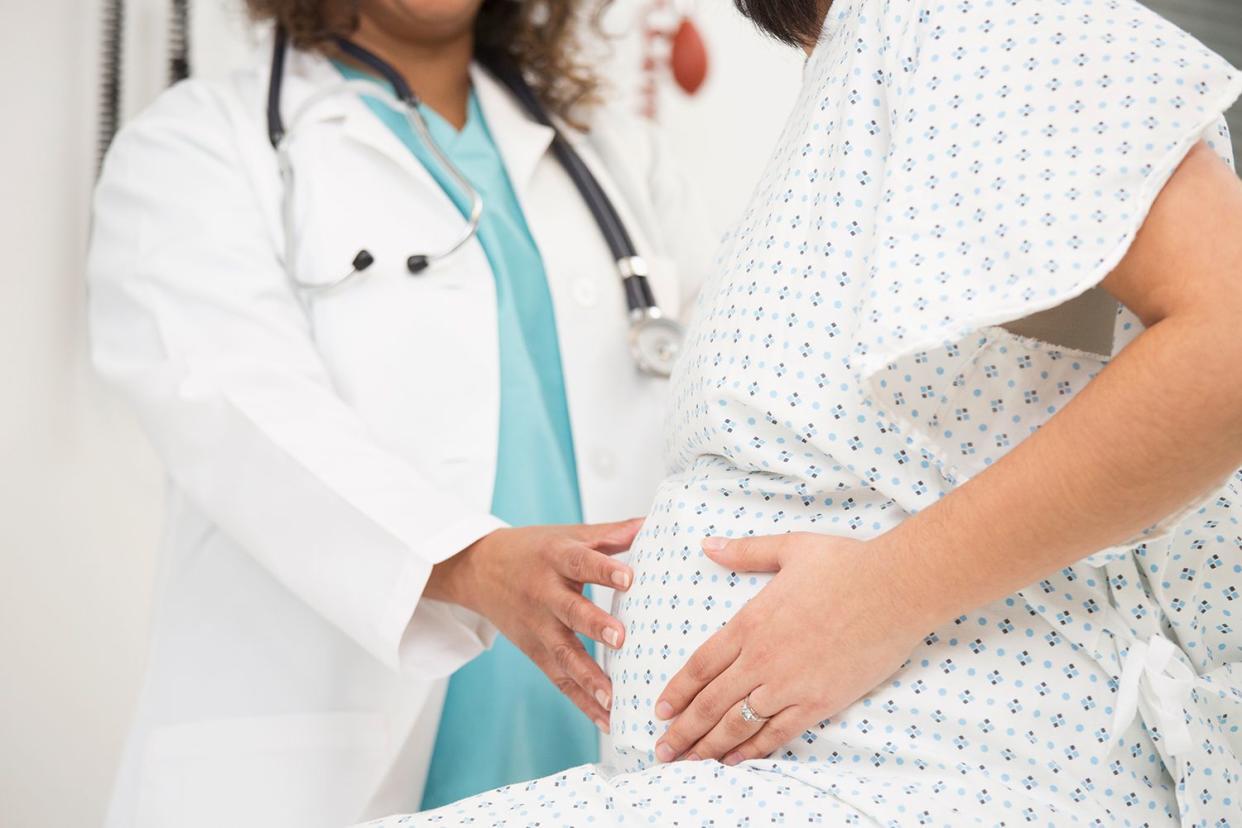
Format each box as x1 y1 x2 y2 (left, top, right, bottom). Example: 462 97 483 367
599 462 1157 794
602 459 902 770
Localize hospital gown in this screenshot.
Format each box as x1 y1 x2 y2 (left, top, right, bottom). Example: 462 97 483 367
364 0 1242 824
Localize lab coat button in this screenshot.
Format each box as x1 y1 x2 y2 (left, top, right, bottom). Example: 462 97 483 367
593 449 617 478
573 279 600 307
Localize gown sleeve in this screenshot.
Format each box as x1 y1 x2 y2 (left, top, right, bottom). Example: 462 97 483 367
857 0 1242 380
852 0 1242 551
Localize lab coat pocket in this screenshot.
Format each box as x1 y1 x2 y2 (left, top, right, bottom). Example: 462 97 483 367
134 712 390 828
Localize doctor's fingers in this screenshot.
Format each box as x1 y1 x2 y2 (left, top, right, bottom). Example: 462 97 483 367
573 517 645 554
534 631 613 727
548 542 634 591
550 590 626 650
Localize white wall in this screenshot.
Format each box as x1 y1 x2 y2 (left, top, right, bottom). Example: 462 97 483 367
596 1 804 233
0 3 163 826
0 2 797 826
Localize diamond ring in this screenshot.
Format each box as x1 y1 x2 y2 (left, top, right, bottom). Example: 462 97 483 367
739 692 770 723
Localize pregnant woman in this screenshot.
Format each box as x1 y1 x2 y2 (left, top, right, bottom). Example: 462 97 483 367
367 0 1242 823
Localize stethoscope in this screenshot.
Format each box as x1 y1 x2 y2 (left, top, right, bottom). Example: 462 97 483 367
265 27 684 377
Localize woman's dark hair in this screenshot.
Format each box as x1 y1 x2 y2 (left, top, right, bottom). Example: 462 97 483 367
734 0 825 47
245 0 607 122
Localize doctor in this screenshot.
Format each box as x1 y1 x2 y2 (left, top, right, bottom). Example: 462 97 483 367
87 0 707 825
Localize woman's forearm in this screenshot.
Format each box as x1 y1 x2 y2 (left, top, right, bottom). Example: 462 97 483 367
886 311 1242 628
882 145 1242 629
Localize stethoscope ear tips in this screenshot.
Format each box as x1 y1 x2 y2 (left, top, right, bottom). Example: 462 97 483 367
406 254 430 275
352 250 375 272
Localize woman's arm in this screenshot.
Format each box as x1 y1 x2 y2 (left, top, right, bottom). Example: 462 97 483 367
649 141 1242 764
884 140 1242 624
89 81 629 724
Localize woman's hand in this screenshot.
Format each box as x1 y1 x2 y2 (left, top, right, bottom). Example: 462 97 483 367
652 532 929 765
426 519 641 731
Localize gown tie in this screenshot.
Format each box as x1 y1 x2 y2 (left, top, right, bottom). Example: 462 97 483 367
1109 632 1196 757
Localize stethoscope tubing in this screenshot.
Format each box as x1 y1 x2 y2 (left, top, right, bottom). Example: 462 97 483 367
265 26 683 374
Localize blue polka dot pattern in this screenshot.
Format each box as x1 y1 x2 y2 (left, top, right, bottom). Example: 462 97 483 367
364 0 1242 825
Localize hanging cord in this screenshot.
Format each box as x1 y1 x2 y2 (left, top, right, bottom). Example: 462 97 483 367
478 50 638 261
479 50 657 312
169 0 191 83
97 0 125 174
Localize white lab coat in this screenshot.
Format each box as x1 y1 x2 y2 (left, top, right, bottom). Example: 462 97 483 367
88 43 708 828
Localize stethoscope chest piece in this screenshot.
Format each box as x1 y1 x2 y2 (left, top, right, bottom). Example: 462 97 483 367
629 309 684 378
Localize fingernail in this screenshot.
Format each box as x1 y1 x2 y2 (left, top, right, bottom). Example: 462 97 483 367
687 752 701 762
655 742 675 762
723 751 743 766
655 700 674 720
611 569 632 589
701 537 728 552
595 718 610 734
603 627 621 648
595 689 610 710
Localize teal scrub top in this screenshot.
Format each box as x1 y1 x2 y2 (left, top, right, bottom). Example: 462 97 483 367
333 64 598 809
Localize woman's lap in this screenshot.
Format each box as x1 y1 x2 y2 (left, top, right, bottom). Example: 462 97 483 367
380 470 1160 824
364 755 1167 826
358 593 1179 826
598 474 1177 811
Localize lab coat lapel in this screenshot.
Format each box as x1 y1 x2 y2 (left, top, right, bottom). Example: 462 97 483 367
339 107 449 198
470 65 555 201
275 39 563 233
286 49 457 209
468 68 657 271
289 54 554 215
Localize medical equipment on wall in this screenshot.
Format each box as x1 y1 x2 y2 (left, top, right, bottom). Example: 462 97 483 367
98 0 126 171
639 0 709 120
267 28 685 377
169 0 191 83
97 0 193 170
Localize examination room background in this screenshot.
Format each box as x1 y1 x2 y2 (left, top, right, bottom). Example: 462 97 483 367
1 0 1238 826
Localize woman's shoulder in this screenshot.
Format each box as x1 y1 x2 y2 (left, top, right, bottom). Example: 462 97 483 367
801 0 1241 144
814 0 1238 69
95 64 276 218
891 0 1234 58
106 64 269 165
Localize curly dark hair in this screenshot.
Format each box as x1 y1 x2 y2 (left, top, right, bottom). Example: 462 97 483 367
245 0 608 121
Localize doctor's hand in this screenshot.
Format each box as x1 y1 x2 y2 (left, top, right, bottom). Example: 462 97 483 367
651 533 929 765
426 518 642 731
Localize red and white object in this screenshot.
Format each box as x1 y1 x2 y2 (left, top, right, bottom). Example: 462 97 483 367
639 0 709 119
